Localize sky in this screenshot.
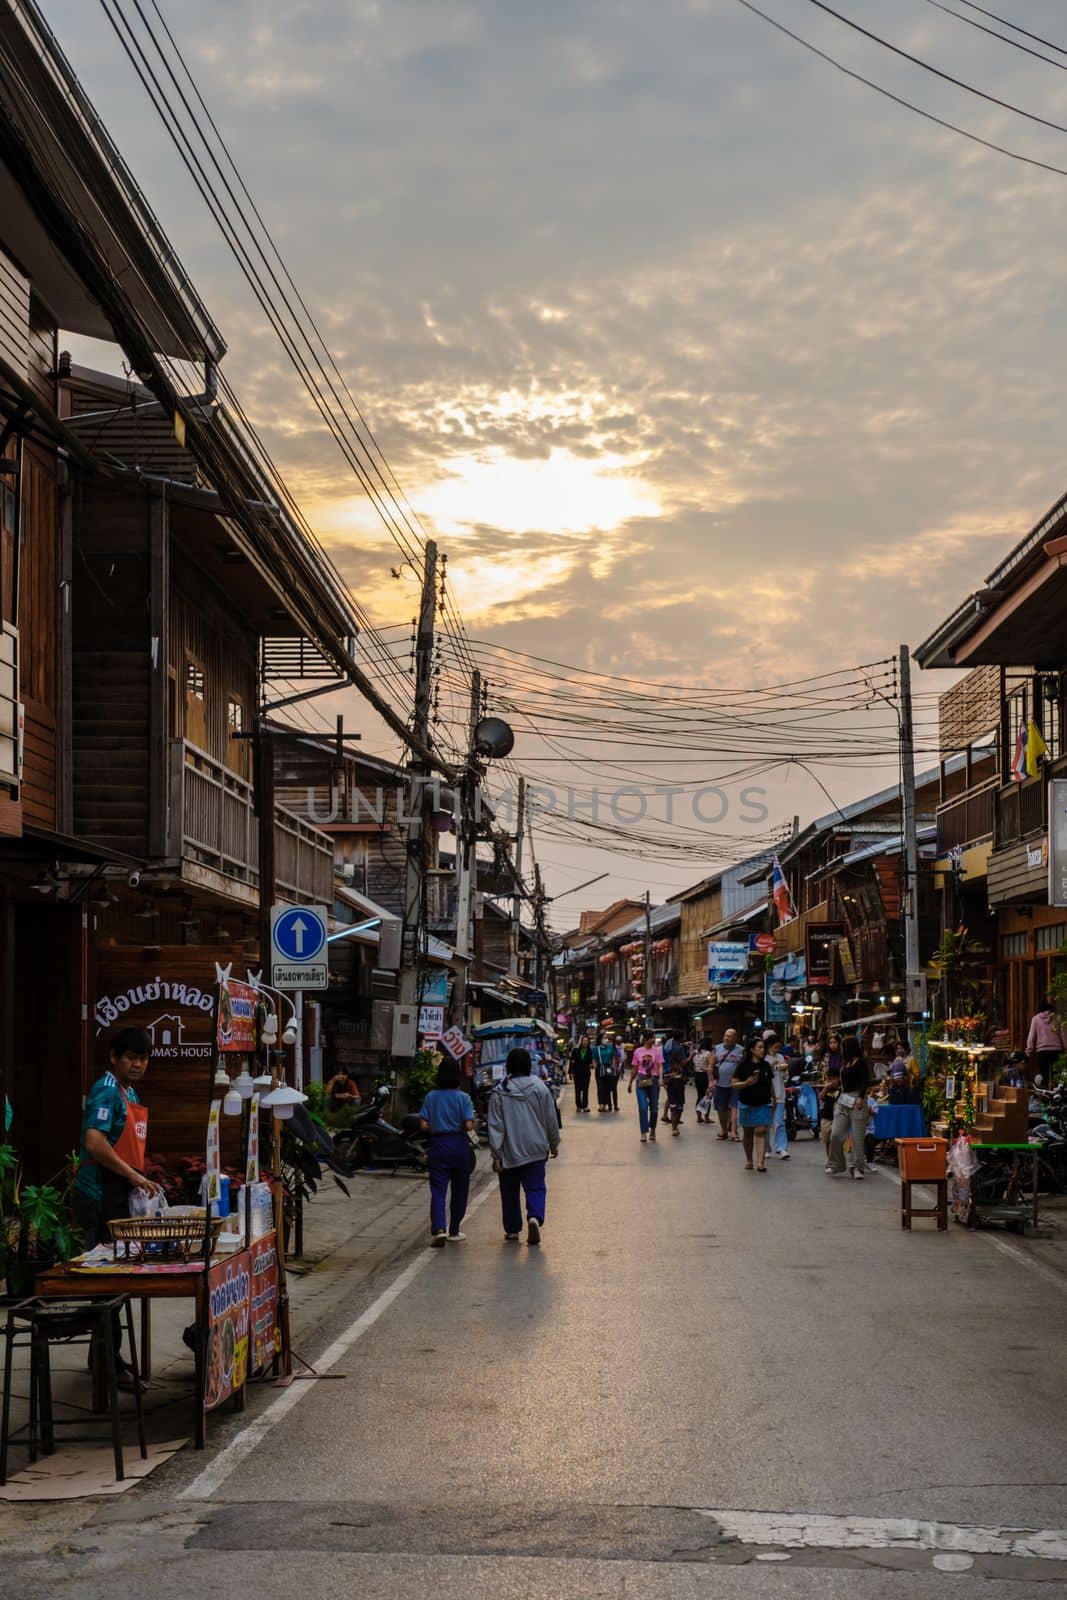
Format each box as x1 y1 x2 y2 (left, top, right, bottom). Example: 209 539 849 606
43 0 1067 917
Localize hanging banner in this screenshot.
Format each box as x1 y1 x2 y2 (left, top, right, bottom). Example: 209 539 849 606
837 936 858 985
216 964 258 1053
765 973 789 1024
245 1093 260 1185
249 1233 281 1373
805 922 846 987
707 940 749 986
204 1252 251 1412
205 1100 222 1209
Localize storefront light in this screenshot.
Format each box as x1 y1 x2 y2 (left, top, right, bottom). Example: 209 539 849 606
261 1084 307 1121
222 1087 243 1116
232 1068 255 1100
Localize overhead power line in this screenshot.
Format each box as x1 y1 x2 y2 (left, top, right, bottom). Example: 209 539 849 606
732 0 1067 182
920 0 1067 71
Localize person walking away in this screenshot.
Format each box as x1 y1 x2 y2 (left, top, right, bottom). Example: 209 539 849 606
569 1033 594 1113
712 1029 744 1141
593 1032 618 1112
664 1044 687 1136
764 1031 789 1160
734 1038 773 1172
419 1060 476 1245
827 1037 871 1179
1026 999 1064 1081
73 1027 162 1390
819 1064 840 1162
627 1033 662 1142
487 1048 560 1244
692 1039 712 1122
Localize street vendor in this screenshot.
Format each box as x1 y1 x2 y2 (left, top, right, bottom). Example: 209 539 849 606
72 1025 161 1389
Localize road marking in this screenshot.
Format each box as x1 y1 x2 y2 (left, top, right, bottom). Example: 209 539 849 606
179 1180 496 1501
699 1510 1067 1561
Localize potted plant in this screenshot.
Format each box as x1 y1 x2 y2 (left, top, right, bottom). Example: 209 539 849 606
0 1145 82 1296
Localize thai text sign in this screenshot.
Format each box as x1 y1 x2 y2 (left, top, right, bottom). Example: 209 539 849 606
707 941 749 985
805 922 845 987
249 1234 280 1373
205 1253 251 1412
217 972 258 1053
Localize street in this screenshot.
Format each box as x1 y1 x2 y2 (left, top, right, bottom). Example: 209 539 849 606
8 1100 1067 1599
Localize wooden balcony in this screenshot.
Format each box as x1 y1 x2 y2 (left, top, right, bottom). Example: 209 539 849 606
170 739 332 905
995 774 1048 848
936 777 997 854
774 900 828 957
0 622 17 789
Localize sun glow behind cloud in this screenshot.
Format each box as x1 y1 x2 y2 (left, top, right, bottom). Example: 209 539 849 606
413 446 662 538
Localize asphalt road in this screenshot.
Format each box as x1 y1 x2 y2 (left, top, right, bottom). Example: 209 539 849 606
8 1097 1067 1597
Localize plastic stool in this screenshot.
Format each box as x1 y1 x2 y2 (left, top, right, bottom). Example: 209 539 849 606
0 1296 147 1484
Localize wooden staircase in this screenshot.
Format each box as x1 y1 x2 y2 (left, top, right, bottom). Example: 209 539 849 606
971 1082 1029 1144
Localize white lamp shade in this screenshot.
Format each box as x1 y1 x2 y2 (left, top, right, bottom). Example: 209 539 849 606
281 1023 298 1047
252 1073 273 1090
222 1088 243 1116
213 1063 231 1089
261 1084 307 1115
233 1069 255 1100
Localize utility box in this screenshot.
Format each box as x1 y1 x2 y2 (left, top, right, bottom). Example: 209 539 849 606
391 1003 416 1058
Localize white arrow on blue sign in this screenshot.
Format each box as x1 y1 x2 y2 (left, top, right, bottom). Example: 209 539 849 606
271 903 328 989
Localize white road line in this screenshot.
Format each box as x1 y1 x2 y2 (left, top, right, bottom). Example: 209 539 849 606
881 1167 1067 1292
699 1510 1067 1562
179 1180 496 1501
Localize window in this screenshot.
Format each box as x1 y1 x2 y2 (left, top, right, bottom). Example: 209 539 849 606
185 659 205 700
1001 931 1027 959
227 697 244 734
1036 922 1067 954
227 694 249 778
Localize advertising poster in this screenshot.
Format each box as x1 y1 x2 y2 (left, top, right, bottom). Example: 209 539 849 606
204 1252 251 1412
707 940 749 987
245 1092 260 1185
249 1232 281 1373
205 1100 222 1209
216 966 258 1053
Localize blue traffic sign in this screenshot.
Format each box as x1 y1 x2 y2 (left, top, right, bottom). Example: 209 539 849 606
272 905 326 963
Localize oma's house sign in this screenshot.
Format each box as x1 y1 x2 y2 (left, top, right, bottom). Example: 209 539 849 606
94 963 219 1062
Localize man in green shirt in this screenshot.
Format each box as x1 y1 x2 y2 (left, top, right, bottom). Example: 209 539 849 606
74 1026 161 1389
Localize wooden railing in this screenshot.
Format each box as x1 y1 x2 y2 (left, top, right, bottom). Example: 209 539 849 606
774 900 829 956
170 739 332 902
0 622 18 788
936 777 997 854
995 775 1047 847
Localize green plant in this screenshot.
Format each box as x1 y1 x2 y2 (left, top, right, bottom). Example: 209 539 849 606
404 1049 439 1111
0 1145 81 1289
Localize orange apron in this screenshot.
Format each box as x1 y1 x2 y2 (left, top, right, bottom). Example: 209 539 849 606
111 1085 148 1174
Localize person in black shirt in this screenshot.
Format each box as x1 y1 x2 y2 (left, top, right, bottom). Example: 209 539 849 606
827 1037 870 1179
569 1033 594 1114
819 1065 840 1164
733 1038 774 1173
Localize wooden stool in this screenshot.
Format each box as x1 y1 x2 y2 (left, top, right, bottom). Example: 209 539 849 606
0 1296 147 1484
901 1178 948 1230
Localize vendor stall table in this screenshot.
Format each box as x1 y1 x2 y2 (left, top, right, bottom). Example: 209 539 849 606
950 1142 1040 1231
35 1260 212 1448
871 1104 925 1140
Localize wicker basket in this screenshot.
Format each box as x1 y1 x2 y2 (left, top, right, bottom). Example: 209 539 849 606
108 1213 225 1263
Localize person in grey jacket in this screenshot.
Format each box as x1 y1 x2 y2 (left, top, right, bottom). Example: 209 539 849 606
487 1047 560 1245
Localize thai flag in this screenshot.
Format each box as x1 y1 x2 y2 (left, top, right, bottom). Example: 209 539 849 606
771 855 796 925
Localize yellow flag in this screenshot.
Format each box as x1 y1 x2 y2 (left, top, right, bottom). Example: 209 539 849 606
1025 719 1048 778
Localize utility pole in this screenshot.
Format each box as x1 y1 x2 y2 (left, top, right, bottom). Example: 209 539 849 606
510 775 526 977
643 889 652 1024
451 667 481 1030
397 540 438 1053
899 643 924 1020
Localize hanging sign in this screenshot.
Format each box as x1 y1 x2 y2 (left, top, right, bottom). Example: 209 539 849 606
216 964 258 1053
245 1093 260 1186
440 1025 473 1060
707 940 749 985
249 1233 281 1373
205 1100 222 1209
805 923 846 987
418 1004 445 1039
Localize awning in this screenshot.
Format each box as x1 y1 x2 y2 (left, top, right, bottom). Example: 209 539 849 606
471 985 524 1010
701 899 769 938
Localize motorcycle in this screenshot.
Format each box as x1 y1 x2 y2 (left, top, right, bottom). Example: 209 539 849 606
784 1070 821 1141
336 1085 430 1174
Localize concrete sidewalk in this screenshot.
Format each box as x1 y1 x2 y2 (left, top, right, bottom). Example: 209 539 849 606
0 1168 446 1506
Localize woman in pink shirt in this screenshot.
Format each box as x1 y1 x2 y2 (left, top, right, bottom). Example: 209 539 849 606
627 1033 662 1143
1026 999 1064 1078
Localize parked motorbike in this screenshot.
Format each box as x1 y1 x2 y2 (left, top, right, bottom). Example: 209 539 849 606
336 1085 429 1174
785 1070 821 1141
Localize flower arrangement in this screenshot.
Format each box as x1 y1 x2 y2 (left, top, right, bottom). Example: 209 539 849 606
946 1015 985 1046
